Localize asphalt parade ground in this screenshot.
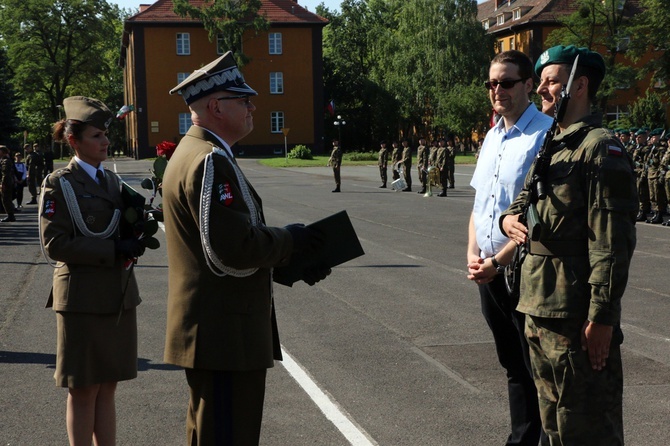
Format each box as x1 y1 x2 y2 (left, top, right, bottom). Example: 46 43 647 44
1 156 670 445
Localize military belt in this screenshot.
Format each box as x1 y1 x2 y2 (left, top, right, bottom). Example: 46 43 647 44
529 240 588 257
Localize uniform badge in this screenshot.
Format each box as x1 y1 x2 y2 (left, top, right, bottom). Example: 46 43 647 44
540 51 550 65
608 145 623 156
216 182 234 206
44 199 56 219
86 215 96 225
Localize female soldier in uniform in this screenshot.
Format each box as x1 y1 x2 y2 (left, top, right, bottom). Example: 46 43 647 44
40 96 145 446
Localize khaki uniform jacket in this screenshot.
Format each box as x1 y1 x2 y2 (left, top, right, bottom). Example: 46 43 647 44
162 126 293 371
328 147 343 168
378 147 388 168
416 145 429 170
436 147 447 169
41 159 141 313
400 146 412 170
501 115 637 325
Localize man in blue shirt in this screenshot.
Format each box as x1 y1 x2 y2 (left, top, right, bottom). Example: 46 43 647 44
467 50 552 446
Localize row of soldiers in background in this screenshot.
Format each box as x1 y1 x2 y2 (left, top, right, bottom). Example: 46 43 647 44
617 127 670 225
377 138 456 196
0 143 54 222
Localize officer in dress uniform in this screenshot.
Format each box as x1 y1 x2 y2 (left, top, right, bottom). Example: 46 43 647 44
40 96 146 444
163 51 330 445
502 45 637 446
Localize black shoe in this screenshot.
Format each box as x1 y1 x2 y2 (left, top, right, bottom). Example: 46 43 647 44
379 184 386 188
1 216 16 222
448 185 454 189
13 208 21 213
332 187 340 193
636 211 647 222
662 220 670 226
27 199 38 205
437 190 447 197
418 188 426 194
402 187 412 192
647 213 663 224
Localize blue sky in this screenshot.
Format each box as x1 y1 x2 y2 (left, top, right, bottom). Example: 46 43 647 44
111 0 340 14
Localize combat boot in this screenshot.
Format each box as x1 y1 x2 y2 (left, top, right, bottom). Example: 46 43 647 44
332 186 341 193
437 189 447 197
647 212 663 224
417 188 426 194
636 210 648 222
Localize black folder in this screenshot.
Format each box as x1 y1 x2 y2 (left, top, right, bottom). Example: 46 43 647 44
273 210 365 287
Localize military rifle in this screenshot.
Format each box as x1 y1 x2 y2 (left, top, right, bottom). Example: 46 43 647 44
504 55 580 298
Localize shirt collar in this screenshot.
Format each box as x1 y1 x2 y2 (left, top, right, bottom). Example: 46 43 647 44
74 156 105 181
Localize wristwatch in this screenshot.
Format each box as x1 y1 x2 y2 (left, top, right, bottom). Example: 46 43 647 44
491 255 505 274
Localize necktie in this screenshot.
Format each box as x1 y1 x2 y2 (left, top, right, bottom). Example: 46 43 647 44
96 170 108 192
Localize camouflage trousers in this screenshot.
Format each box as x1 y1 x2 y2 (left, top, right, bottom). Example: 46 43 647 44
525 316 623 446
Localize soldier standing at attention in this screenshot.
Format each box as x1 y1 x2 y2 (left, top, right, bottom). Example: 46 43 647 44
400 139 412 192
467 50 551 446
327 139 343 193
378 141 389 188
0 145 16 222
645 128 667 224
163 51 329 445
390 141 401 181
661 135 670 226
25 143 44 204
445 137 456 189
416 137 429 194
632 129 651 221
428 139 439 168
502 45 637 445
435 139 448 197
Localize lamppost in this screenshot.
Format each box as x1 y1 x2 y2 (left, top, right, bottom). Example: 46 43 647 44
333 115 346 144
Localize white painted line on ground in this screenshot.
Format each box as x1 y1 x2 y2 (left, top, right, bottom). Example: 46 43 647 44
280 346 377 446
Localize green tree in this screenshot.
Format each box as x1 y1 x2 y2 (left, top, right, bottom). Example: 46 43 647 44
435 82 491 140
0 0 125 143
0 47 20 145
628 0 670 94
544 0 638 116
172 0 269 65
629 89 667 129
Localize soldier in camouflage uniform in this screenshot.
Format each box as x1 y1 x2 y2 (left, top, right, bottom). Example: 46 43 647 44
378 141 389 188
390 141 401 181
501 45 637 446
435 139 448 197
445 138 456 188
428 139 439 167
399 139 412 192
644 128 667 224
416 138 429 194
661 135 670 226
632 129 651 221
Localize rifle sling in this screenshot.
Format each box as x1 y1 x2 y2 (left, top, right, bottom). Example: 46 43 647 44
529 240 587 257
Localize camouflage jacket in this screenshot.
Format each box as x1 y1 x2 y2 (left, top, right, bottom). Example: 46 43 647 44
416 145 429 170
645 143 664 179
501 115 637 324
378 147 388 168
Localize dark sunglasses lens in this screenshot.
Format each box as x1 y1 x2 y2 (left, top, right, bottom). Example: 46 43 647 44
486 79 521 90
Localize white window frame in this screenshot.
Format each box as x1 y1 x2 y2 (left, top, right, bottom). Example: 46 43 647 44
269 33 282 55
270 72 284 94
179 113 192 135
513 8 521 20
496 14 504 26
177 33 191 55
177 72 190 84
271 112 284 133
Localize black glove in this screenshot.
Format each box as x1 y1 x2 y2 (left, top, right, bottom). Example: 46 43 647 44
115 238 146 259
284 224 325 254
303 266 332 286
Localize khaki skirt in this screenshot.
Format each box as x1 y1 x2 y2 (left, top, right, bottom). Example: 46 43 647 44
55 309 137 388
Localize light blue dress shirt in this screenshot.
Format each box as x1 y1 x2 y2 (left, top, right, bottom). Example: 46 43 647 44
470 104 553 258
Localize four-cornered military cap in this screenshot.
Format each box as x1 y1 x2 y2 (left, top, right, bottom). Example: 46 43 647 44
169 51 257 105
535 45 606 81
63 96 114 131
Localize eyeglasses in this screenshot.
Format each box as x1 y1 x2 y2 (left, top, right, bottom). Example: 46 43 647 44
484 78 528 90
216 95 252 105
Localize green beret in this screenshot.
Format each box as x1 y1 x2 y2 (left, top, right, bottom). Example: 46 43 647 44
535 45 606 80
63 96 113 131
635 128 648 136
649 128 665 136
629 127 638 134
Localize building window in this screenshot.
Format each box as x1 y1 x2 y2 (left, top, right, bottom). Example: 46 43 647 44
483 20 489 30
177 33 191 55
179 113 192 134
509 38 515 50
216 34 225 55
271 112 284 133
270 72 284 94
177 72 190 84
513 8 521 20
496 14 504 26
269 33 282 55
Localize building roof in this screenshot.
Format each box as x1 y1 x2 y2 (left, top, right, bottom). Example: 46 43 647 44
477 0 642 34
128 0 328 26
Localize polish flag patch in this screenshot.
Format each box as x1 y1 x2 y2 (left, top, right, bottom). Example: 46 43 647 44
608 145 623 156
44 199 56 218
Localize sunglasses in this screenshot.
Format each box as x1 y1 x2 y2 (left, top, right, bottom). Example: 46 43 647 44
216 95 252 105
484 78 528 90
